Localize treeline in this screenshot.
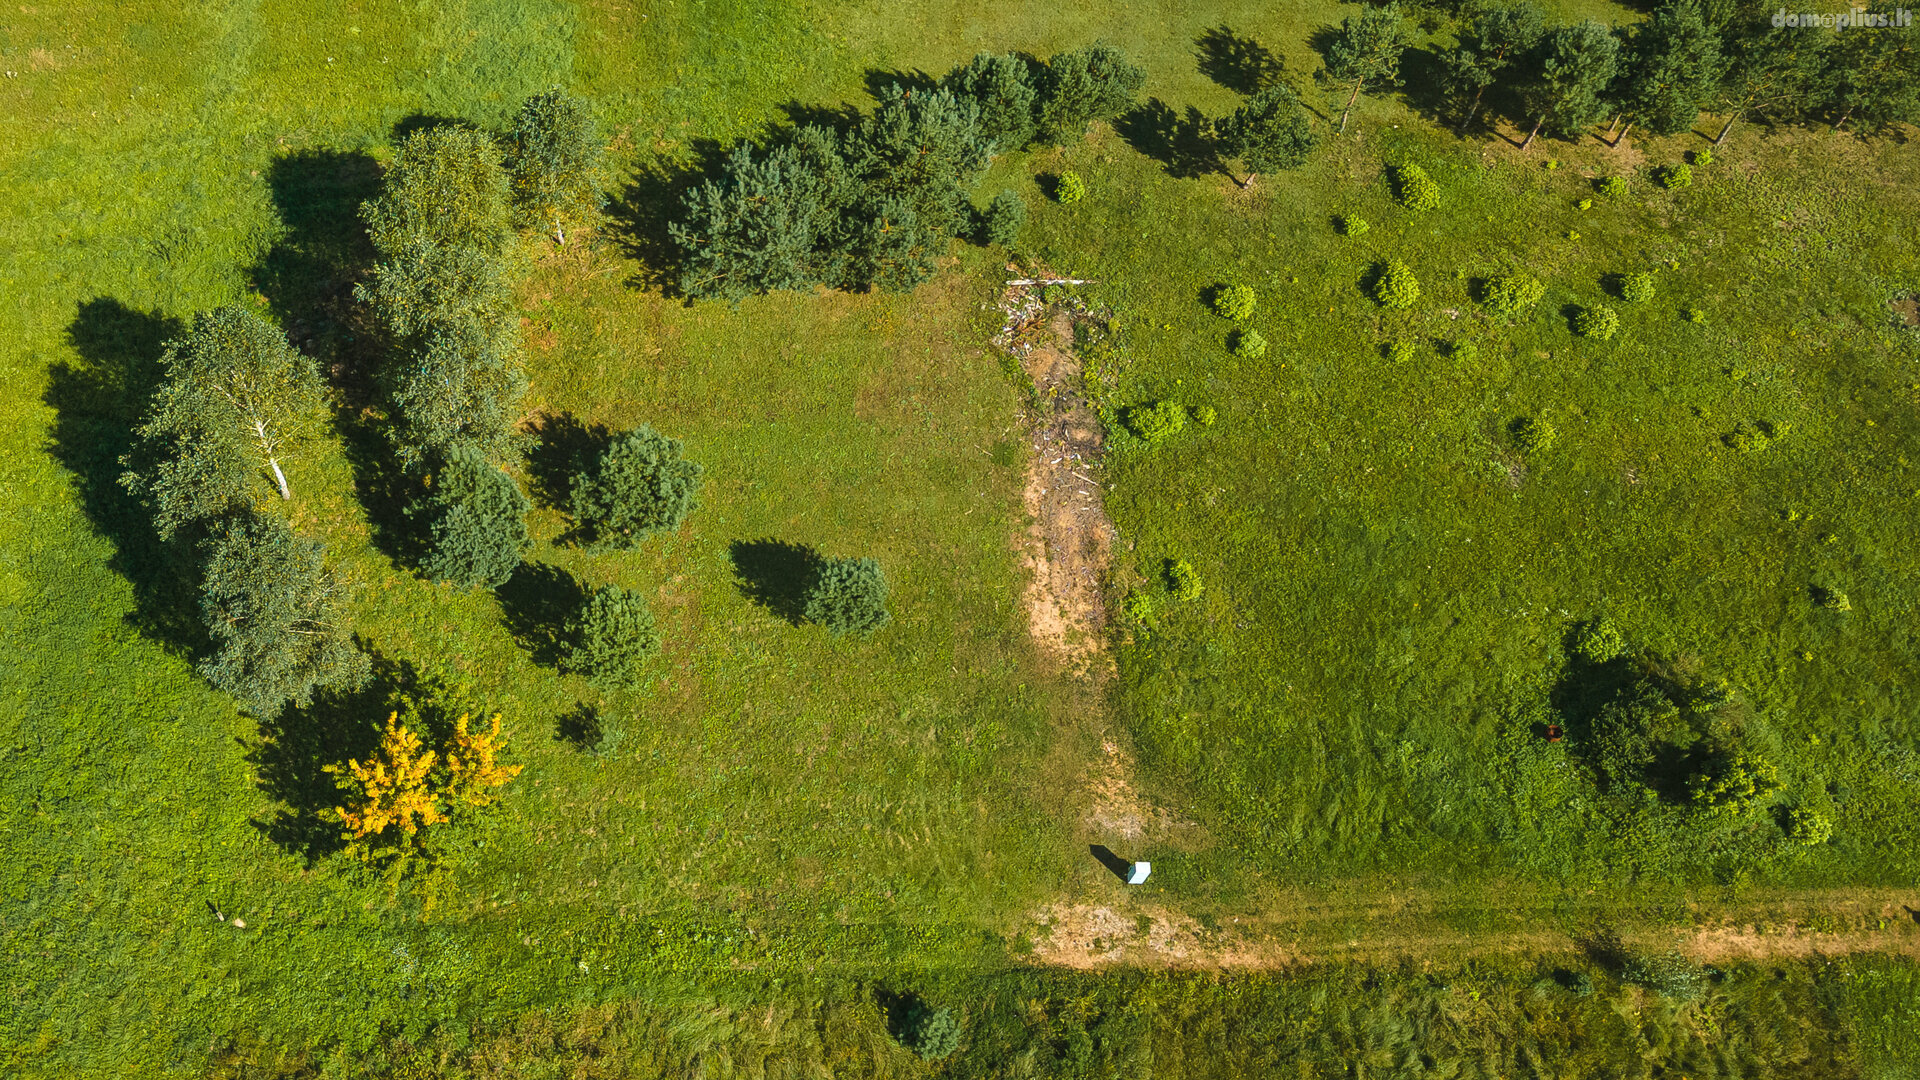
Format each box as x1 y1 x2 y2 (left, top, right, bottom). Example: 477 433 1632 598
671 43 1146 301
1425 0 1919 146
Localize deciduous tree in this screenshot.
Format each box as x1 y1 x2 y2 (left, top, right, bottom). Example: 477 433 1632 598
508 90 606 245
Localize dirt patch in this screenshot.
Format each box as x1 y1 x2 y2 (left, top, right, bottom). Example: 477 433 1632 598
1892 294 1920 327
995 279 1116 677
1031 902 1296 970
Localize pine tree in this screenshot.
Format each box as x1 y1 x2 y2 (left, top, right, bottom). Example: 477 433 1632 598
1441 1 1547 129
803 556 891 636
508 90 606 245
1711 23 1827 143
671 138 839 301
1519 20 1623 149
1613 0 1725 145
1821 4 1920 132
419 444 530 588
197 508 369 716
981 190 1028 246
120 306 322 538
1319 4 1410 134
562 584 659 690
845 85 992 240
1217 84 1320 186
1036 43 1147 143
943 52 1040 152
569 425 704 547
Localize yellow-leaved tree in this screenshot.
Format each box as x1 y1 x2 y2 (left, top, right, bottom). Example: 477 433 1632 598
446 713 523 808
327 713 445 840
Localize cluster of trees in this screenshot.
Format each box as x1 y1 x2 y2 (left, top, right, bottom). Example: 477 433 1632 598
672 43 1146 300
1430 0 1919 146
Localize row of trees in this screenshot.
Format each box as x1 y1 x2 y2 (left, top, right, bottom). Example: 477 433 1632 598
1319 0 1917 148
672 43 1146 300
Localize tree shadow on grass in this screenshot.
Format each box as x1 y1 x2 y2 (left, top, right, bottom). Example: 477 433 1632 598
1196 26 1286 95
603 139 732 297
1113 99 1221 180
245 646 422 864
522 410 611 511
729 539 821 625
45 298 203 653
863 68 939 102
251 148 383 395
1394 46 1452 123
497 561 587 667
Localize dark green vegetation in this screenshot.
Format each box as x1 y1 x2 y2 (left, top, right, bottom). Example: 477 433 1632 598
6 0 1920 1076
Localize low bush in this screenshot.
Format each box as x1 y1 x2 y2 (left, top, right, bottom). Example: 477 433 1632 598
1691 147 1714 167
1573 304 1620 340
1122 590 1155 621
1372 260 1420 310
1231 328 1267 359
1054 170 1087 204
1573 617 1626 663
569 425 704 548
1124 400 1187 442
1576 197 1593 211
1620 271 1655 303
1189 404 1217 426
1725 420 1785 453
1599 175 1628 197
1393 164 1440 211
563 585 660 691
804 556 891 636
1813 585 1851 612
1510 416 1556 454
419 445 530 589
1687 307 1709 324
1212 283 1257 320
901 1004 960 1061
981 190 1028 245
1786 805 1834 845
1165 558 1202 601
1623 953 1706 1000
1687 747 1779 814
1339 213 1369 237
1657 163 1692 190
1383 340 1416 364
1450 339 1479 363
1482 271 1545 319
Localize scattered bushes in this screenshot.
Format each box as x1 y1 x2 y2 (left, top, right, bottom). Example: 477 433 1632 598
1510 416 1556 453
1481 271 1545 319
1573 304 1620 340
563 585 660 690
1620 271 1656 303
1054 170 1087 204
1572 617 1625 663
1656 162 1693 189
569 425 704 548
1599 175 1628 197
420 445 530 589
1231 328 1267 359
804 556 891 636
1372 260 1420 309
1123 400 1187 442
1338 213 1370 237
981 190 1027 245
1165 558 1202 601
1392 163 1440 210
1212 283 1257 320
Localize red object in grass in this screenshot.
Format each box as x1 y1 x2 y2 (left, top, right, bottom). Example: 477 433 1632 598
1545 724 1563 742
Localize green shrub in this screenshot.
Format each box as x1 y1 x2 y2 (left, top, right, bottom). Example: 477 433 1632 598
1450 339 1479 363
1231 328 1267 359
1813 585 1851 612
901 1004 960 1061
1573 304 1620 340
1686 307 1709 324
1624 953 1706 1000
1576 197 1593 211
1383 340 1416 364
1656 163 1692 189
1786 805 1833 845
1165 558 1202 601
1124 400 1186 442
420 445 531 589
1339 213 1369 237
981 189 1028 245
1573 617 1625 663
1372 260 1420 310
1121 591 1155 621
804 556 891 636
1189 404 1217 426
1687 747 1779 814
1482 271 1545 319
1620 271 1655 303
1510 416 1556 454
1725 420 1785 453
1600 175 1628 197
1054 170 1087 204
570 425 704 548
564 584 659 690
1212 283 1257 320
1691 147 1714 167
508 89 606 245
1393 163 1440 211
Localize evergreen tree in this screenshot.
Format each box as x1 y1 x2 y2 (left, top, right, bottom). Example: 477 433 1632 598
1440 1 1547 129
803 556 891 636
569 425 704 548
198 508 369 716
1036 43 1147 143
1319 4 1411 134
1821 5 1920 132
943 52 1040 151
1613 0 1725 145
844 198 944 293
508 90 606 245
981 190 1028 246
1518 20 1623 148
1217 84 1320 186
562 584 659 690
845 85 992 240
419 444 530 588
385 318 529 465
1711 23 1827 143
121 306 322 539
671 138 840 301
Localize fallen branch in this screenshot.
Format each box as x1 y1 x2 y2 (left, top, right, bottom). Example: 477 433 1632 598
1007 278 1099 286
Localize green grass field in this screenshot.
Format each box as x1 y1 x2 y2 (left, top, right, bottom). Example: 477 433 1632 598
6 0 1920 1075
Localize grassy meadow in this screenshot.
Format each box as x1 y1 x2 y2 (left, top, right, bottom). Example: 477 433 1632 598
6 0 1920 1075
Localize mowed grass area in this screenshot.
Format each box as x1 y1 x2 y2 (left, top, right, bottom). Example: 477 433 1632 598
7 0 1920 1075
